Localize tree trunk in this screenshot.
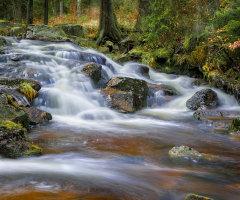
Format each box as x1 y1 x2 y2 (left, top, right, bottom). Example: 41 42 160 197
17 0 22 24
60 0 63 15
135 0 151 32
0 1 3 20
96 0 122 46
77 0 81 19
193 0 220 37
27 0 33 24
44 0 48 25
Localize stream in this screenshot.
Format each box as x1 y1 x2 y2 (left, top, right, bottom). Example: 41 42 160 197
1 38 240 200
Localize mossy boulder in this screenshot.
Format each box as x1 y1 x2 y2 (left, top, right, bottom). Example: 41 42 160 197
0 88 30 107
0 78 41 92
54 24 84 37
228 117 240 132
22 107 52 125
81 63 102 84
115 55 142 65
186 89 219 110
169 146 217 160
99 47 110 54
191 79 208 86
101 77 148 113
120 33 140 51
27 24 67 41
10 26 24 37
0 36 7 47
0 126 30 158
184 194 214 200
0 94 30 130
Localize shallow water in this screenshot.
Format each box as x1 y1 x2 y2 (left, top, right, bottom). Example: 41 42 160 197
1 38 240 200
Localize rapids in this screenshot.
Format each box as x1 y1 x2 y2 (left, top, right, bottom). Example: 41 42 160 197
1 38 240 200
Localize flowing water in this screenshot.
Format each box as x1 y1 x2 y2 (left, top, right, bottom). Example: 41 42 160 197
1 38 240 200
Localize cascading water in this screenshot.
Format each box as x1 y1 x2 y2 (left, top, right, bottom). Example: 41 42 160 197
1 38 240 200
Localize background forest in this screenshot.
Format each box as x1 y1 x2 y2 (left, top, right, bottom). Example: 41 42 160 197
0 0 240 81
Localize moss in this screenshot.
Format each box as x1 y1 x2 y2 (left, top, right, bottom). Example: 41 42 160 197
24 144 43 156
22 116 30 131
7 95 18 107
228 117 240 132
19 82 37 102
184 194 214 200
0 120 23 130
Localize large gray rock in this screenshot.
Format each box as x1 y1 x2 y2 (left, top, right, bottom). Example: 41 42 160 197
186 89 219 110
101 77 148 113
27 24 67 41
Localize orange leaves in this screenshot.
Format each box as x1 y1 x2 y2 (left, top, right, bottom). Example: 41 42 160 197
229 39 240 50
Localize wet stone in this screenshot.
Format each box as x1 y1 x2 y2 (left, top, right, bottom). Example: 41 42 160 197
0 88 30 107
169 146 217 160
187 89 219 110
101 77 148 113
0 78 41 92
22 107 52 125
184 194 214 200
81 62 102 84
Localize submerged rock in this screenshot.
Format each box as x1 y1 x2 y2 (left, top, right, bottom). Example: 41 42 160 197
56 50 107 65
184 194 214 200
147 83 176 107
147 83 176 96
169 146 217 160
101 77 148 113
193 110 224 120
193 110 240 130
186 89 219 110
